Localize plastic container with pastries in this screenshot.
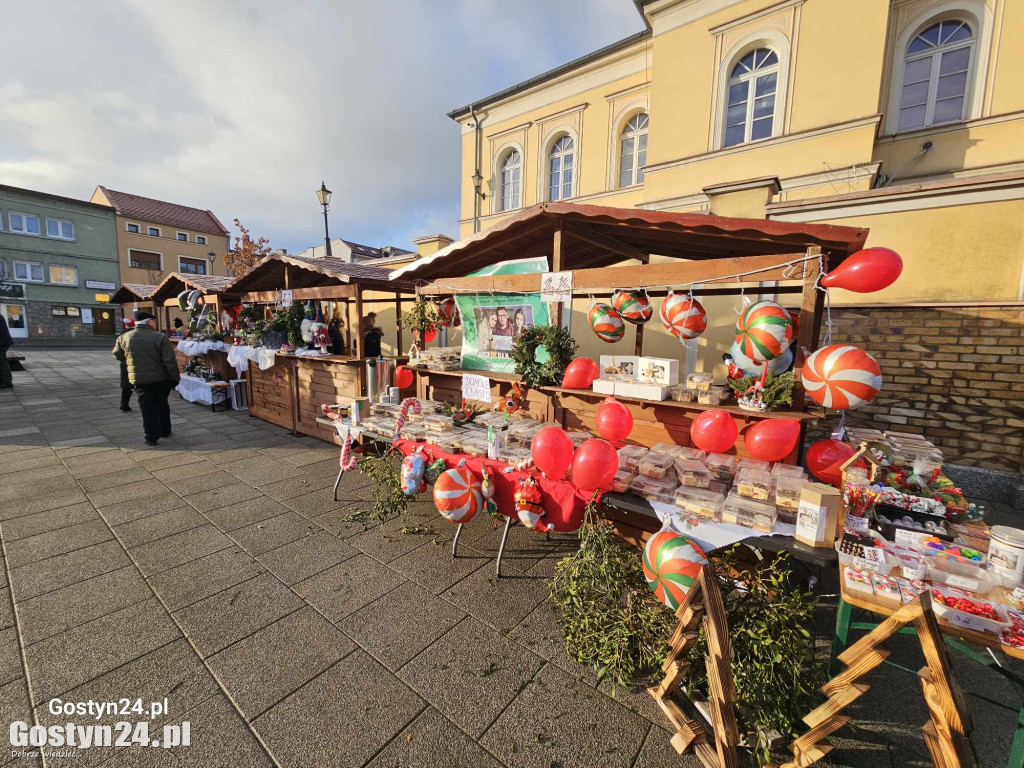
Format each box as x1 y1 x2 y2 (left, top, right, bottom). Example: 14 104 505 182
721 492 776 532
618 444 649 472
631 474 680 503
674 487 726 518
638 451 675 479
674 458 712 488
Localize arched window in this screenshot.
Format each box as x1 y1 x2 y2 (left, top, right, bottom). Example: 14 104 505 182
898 19 973 132
548 135 575 201
618 112 648 188
724 48 779 148
498 149 521 212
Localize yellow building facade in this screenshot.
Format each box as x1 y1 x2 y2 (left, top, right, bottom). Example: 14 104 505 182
448 0 1024 474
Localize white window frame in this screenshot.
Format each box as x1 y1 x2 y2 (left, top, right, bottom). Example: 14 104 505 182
12 260 44 283
125 222 140 233
722 48 780 148
128 249 163 271
45 218 75 240
713 30 791 151
147 226 161 237
49 265 79 286
493 143 524 213
545 131 577 202
177 256 207 276
9 212 41 236
884 3 991 136
176 232 189 242
196 235 207 245
617 112 649 189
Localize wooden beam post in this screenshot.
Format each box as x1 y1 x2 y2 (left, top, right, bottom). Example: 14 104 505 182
395 291 403 358
344 299 352 355
552 225 564 329
792 246 824 412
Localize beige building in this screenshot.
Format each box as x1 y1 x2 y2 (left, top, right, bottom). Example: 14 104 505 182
90 186 231 286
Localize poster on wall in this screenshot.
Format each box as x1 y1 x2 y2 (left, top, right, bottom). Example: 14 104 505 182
454 293 549 374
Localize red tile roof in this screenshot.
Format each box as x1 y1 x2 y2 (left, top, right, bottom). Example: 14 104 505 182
98 186 229 236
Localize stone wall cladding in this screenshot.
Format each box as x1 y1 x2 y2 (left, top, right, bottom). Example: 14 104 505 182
26 301 96 338
807 305 1023 474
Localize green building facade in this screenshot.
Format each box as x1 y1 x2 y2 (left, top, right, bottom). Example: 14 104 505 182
0 184 121 341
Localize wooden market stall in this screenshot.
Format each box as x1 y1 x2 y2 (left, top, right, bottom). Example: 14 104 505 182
110 283 159 330
224 253 416 442
393 202 869 539
149 273 240 382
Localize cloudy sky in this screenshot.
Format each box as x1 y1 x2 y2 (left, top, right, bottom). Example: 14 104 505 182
0 0 642 253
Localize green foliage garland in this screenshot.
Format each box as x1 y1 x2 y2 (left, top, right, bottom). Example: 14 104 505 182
286 303 306 347
688 549 822 766
357 447 408 521
725 371 797 410
511 326 578 388
400 299 440 338
549 503 675 687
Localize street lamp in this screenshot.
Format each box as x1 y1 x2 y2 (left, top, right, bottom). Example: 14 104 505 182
317 182 333 257
207 251 217 275
471 170 486 200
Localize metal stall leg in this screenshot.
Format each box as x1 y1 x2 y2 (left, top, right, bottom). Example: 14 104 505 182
451 523 464 558
495 516 513 579
332 470 343 501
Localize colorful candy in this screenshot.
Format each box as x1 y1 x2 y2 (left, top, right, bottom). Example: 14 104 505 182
434 462 483 524
393 398 422 441
801 344 882 411
642 530 707 610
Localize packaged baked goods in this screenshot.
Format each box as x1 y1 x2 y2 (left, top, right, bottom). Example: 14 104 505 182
738 457 770 473
618 444 649 472
772 474 806 510
674 458 711 488
422 414 454 433
771 463 805 478
638 451 675 479
871 573 901 603
698 386 730 405
612 469 636 493
843 566 874 595
670 385 697 403
674 487 726 518
677 446 707 462
631 475 679 502
722 492 776 531
567 431 592 448
651 442 684 457
704 453 737 481
736 468 772 501
686 372 714 391
459 438 488 457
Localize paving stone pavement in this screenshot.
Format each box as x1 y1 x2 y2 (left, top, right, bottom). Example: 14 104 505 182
0 350 1020 768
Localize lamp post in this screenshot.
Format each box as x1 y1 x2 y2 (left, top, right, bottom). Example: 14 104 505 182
317 182 333 257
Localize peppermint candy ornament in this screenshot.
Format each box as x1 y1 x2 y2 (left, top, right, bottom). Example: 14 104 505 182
588 303 625 343
642 530 707 610
659 292 707 340
612 290 653 325
437 298 457 328
433 463 483 523
801 344 882 410
734 300 793 363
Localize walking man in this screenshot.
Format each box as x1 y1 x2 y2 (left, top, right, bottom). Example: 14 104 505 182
0 313 13 389
113 311 180 446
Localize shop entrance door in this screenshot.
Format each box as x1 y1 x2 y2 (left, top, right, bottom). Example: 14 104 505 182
93 308 115 336
0 304 28 338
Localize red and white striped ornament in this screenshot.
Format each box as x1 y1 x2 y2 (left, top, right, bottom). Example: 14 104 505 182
659 292 707 340
801 344 882 411
433 462 483 524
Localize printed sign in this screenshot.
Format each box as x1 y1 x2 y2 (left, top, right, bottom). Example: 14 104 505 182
280 289 293 308
85 280 116 290
81 308 94 324
540 271 573 303
0 282 25 299
462 374 492 404
454 293 550 374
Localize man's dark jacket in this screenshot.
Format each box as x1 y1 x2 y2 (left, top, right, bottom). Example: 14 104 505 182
112 326 180 386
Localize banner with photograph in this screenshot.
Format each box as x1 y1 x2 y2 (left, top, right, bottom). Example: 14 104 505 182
454 293 550 373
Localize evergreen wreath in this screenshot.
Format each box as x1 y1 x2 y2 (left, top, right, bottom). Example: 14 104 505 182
511 325 577 388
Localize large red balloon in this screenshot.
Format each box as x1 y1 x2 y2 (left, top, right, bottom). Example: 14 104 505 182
571 438 619 491
805 439 857 487
820 247 902 293
690 410 739 454
423 325 438 343
531 426 575 481
562 357 600 389
395 365 414 390
744 419 801 463
595 397 633 442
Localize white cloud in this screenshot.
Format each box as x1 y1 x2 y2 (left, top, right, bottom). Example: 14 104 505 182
0 0 641 252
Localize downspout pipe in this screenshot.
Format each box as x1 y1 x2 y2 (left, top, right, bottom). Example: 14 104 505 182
470 103 483 234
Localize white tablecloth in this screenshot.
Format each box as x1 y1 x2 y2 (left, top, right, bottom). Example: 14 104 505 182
176 340 231 357
176 375 228 405
648 499 796 553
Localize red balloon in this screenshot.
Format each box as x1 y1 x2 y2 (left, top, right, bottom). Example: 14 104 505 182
595 396 633 442
744 419 802 463
820 247 903 293
423 325 438 343
395 365 414 390
571 438 619 491
562 357 600 389
690 410 739 454
805 439 857 487
531 426 575 481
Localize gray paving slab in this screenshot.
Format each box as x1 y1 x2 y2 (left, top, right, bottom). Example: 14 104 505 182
0 473 80 503
171 573 304 658
171 693 275 768
146 546 265 612
252 650 424 768
228 512 322 556
0 628 20 687
203 494 292 532
66 455 140 479
87 479 168 508
442 560 550 633
256 531 358 585
633 724 704 768
149 459 222 483
398 616 545 739
167 470 238 496
509 601 600 686
130 525 236 577
286 488 368 521
181 482 263 513
345 581 466 671
480 663 649 768
365 706 508 768
78 466 155 492
0 679 36 765
200 447 262 464
0 501 98 541
113 506 207 548
97 492 188 527
8 539 132 602
258 472 336 502
24 598 180 702
390 536 490 595
207 607 353 721
221 457 300 486
134 451 207 472
293 554 406 622
17 565 151 646
349 516 442 564
4 519 113 568
0 487 89 519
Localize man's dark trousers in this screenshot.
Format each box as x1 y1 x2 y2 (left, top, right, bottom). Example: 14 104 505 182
0 348 11 387
136 383 172 442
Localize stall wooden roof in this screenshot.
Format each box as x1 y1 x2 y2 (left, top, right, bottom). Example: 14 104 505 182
224 253 415 296
391 202 870 282
110 283 158 303
150 273 237 302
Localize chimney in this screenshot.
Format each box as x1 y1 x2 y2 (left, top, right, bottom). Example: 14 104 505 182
275 248 288 255
411 234 454 257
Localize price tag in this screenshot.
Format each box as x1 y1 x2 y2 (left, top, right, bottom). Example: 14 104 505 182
1011 587 1024 605
852 556 880 572
540 271 573 303
462 374 492 404
280 289 293 307
944 574 979 592
894 528 923 548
